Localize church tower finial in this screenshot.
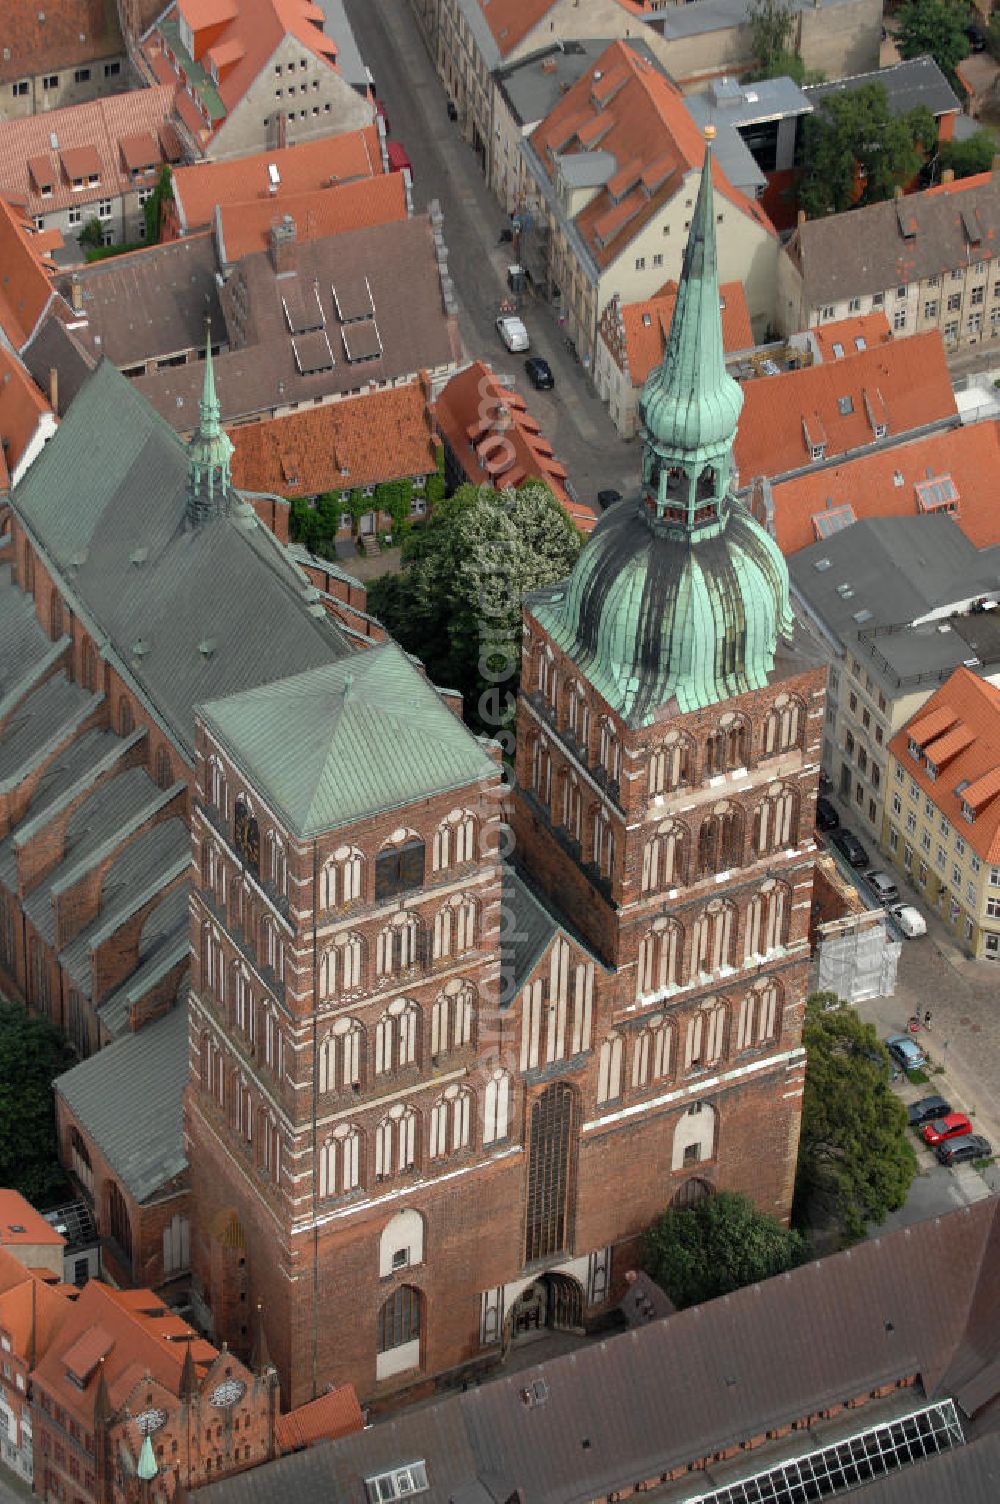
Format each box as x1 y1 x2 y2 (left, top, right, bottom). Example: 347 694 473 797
186 321 234 525
637 130 744 538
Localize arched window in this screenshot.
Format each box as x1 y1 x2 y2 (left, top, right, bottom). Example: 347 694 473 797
260 916 283 981
571 958 594 1055
531 736 552 805
261 1004 283 1076
705 714 749 776
432 810 476 871
267 831 287 897
560 770 583 844
691 900 736 975
234 968 255 1046
737 978 781 1051
319 931 364 999
636 917 682 999
259 1110 281 1180
483 1069 511 1144
374 1103 417 1179
155 745 173 790
537 644 557 710
106 1180 133 1267
592 806 614 878
546 937 570 1064
374 998 420 1075
318 1016 363 1092
234 797 260 876
596 1031 624 1105
432 895 477 960
82 639 98 692
743 881 789 961
430 980 474 1058
648 732 692 797
520 978 543 1071
376 1285 421 1365
379 1210 423 1275
374 831 425 902
697 802 743 876
754 785 798 856
763 694 803 756
319 1123 360 1197
428 1085 472 1159
69 1127 93 1194
599 717 620 781
49 591 64 640
525 1083 577 1263
203 1036 225 1107
208 756 228 818
632 1015 672 1089
201 925 225 1003
641 820 688 892
322 846 364 908
118 698 133 737
672 1101 716 1170
684 1001 727 1071
202 842 225 907
377 913 420 977
567 681 591 748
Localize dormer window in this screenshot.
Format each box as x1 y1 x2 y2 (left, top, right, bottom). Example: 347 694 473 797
908 737 921 761
811 443 825 461
962 802 976 824
925 760 937 782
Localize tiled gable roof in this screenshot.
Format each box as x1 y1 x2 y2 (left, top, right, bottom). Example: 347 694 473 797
230 379 436 497
0 0 122 84
735 330 956 485
809 311 893 361
768 420 1000 556
0 195 60 350
890 667 1000 862
620 278 751 386
0 1190 65 1249
0 345 52 490
275 1385 363 1451
530 41 774 270
217 173 406 261
0 1246 73 1365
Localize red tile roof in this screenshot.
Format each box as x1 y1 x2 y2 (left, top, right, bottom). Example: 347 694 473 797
230 380 438 495
769 420 1000 556
217 173 406 261
275 1384 364 1451
734 330 956 486
809 312 892 362
0 85 178 220
434 361 596 533
0 0 122 85
0 1248 73 1366
478 0 650 59
889 667 1000 863
0 1191 64 1248
170 126 382 232
620 278 751 385
0 195 59 349
161 0 339 116
530 42 775 271
32 1281 219 1426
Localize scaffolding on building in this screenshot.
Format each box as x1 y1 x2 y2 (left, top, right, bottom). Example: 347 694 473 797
816 907 901 1003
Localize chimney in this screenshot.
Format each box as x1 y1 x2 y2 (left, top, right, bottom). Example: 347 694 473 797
941 167 955 184
269 215 297 273
48 366 58 415
70 275 83 314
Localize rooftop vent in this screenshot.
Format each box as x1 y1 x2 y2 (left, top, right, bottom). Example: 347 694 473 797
813 557 832 572
131 638 150 658
853 609 873 624
7 1224 26 1234
129 547 148 566
198 639 216 659
521 1378 549 1407
836 583 854 599
837 395 854 416
49 131 59 150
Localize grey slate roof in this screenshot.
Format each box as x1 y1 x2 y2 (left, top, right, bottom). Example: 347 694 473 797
804 55 960 122
194 1199 1000 1504
785 174 1000 309
503 866 606 1005
655 0 863 40
495 38 661 130
12 359 351 756
21 315 96 412
0 671 99 792
200 644 497 837
0 562 66 717
56 1002 189 1203
97 884 190 1039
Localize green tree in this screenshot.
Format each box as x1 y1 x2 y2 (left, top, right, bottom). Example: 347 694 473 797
897 0 972 88
78 217 105 251
143 165 174 246
938 129 997 180
0 1000 74 1206
642 1191 808 1309
797 83 937 217
793 995 917 1243
747 0 796 78
366 481 582 738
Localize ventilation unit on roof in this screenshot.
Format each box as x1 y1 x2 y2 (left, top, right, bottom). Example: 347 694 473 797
49 131 58 150
836 583 854 598
813 557 832 572
853 609 873 624
268 162 280 190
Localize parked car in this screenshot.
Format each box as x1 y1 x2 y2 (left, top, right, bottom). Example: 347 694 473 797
496 315 529 352
907 1094 952 1127
597 489 622 510
890 902 927 939
921 1112 973 1146
386 141 413 178
831 828 870 868
865 870 899 904
815 796 839 832
936 1133 992 1166
885 1034 927 1072
525 356 554 390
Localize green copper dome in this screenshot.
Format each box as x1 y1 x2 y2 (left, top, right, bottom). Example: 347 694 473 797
528 138 793 728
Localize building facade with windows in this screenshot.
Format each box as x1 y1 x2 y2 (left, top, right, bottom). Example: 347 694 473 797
183 139 823 1411
883 668 1000 959
778 170 1000 352
0 1 126 123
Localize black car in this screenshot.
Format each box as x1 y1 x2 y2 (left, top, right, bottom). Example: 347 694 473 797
831 828 870 868
908 1094 952 1127
524 356 554 390
815 796 839 832
936 1133 992 1166
597 489 622 510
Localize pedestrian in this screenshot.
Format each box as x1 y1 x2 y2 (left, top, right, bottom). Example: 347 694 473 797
924 1009 932 1030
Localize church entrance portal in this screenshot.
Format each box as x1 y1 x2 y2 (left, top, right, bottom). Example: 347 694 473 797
507 1272 584 1348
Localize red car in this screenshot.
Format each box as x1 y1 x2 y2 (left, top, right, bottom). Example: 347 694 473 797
922 1112 972 1146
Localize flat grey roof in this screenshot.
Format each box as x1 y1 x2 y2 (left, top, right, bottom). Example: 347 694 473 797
556 148 617 190
804 55 960 121
496 38 662 129
314 0 369 89
656 0 861 40
689 73 812 126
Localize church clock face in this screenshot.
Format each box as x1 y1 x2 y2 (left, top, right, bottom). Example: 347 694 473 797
135 1407 168 1435
210 1378 246 1409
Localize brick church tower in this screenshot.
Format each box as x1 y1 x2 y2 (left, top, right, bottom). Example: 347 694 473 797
186 137 825 1409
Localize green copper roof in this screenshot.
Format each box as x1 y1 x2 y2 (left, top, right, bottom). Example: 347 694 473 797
527 138 793 727
138 1434 158 1481
187 333 234 514
200 643 498 837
